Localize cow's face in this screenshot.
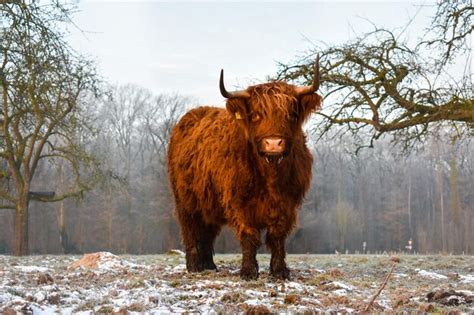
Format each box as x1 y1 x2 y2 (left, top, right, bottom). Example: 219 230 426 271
220 57 321 166
226 83 321 165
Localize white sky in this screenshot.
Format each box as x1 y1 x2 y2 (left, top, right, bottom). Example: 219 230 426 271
68 1 436 106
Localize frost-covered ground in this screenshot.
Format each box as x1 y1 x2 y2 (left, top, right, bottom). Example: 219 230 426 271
0 253 473 314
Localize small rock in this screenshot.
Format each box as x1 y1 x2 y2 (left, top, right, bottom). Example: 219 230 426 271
284 294 301 304
48 292 61 305
37 273 54 285
245 305 272 315
149 294 160 304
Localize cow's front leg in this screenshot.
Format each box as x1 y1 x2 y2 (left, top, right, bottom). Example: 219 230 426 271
239 229 261 280
266 232 290 280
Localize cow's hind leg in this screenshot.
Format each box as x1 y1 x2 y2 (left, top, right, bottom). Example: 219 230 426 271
199 224 220 270
177 210 219 272
177 211 207 272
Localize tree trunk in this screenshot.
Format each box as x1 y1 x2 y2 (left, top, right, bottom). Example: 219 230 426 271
56 200 71 253
407 171 412 238
437 166 446 253
56 162 71 253
107 188 113 251
14 192 29 256
449 157 463 253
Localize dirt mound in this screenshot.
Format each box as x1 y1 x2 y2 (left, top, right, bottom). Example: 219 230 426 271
165 249 185 256
68 252 123 270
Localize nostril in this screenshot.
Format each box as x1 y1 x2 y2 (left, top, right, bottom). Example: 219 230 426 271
262 137 285 153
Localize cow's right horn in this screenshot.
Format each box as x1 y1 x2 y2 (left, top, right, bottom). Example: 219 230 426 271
294 55 320 96
219 69 251 99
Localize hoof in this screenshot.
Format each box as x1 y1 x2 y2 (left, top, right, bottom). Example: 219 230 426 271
240 266 259 280
203 260 217 270
270 267 290 280
186 248 208 273
186 254 204 272
186 263 204 273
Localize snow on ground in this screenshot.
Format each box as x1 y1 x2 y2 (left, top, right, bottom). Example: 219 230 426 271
0 254 473 313
460 274 474 284
417 269 449 279
14 266 52 273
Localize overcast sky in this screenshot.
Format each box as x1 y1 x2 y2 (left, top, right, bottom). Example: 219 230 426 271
68 1 436 105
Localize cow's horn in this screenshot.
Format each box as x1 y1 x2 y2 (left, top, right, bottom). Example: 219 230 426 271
220 69 251 99
294 55 320 96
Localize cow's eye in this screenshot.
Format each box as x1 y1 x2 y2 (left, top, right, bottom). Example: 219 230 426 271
251 113 261 122
290 112 299 122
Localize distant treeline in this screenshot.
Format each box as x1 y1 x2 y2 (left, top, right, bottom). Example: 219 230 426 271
0 85 472 255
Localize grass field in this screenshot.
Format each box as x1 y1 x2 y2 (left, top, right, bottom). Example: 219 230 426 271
0 253 473 313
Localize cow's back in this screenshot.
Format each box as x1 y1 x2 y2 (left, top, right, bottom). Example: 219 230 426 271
168 106 233 223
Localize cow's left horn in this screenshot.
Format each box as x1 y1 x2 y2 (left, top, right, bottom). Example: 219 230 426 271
220 69 251 99
294 55 320 96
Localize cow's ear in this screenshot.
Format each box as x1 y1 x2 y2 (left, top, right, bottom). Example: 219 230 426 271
226 98 249 122
299 93 322 121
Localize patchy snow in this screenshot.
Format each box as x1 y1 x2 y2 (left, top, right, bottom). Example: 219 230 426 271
33 291 47 303
458 290 474 296
332 281 354 291
29 304 58 315
378 298 393 310
245 298 265 305
14 265 51 273
394 272 408 278
417 269 448 279
0 254 473 313
172 263 186 271
286 281 305 291
460 274 474 284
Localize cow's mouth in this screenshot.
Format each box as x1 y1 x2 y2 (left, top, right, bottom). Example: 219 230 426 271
262 153 284 165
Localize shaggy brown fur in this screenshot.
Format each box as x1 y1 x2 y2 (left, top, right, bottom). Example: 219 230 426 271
168 81 321 280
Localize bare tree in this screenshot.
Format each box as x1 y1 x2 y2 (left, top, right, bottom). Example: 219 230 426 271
277 1 472 151
143 94 191 173
425 0 473 66
141 94 189 252
96 85 189 253
0 1 100 255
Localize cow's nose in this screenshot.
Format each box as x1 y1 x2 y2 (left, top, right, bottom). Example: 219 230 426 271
262 137 285 153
